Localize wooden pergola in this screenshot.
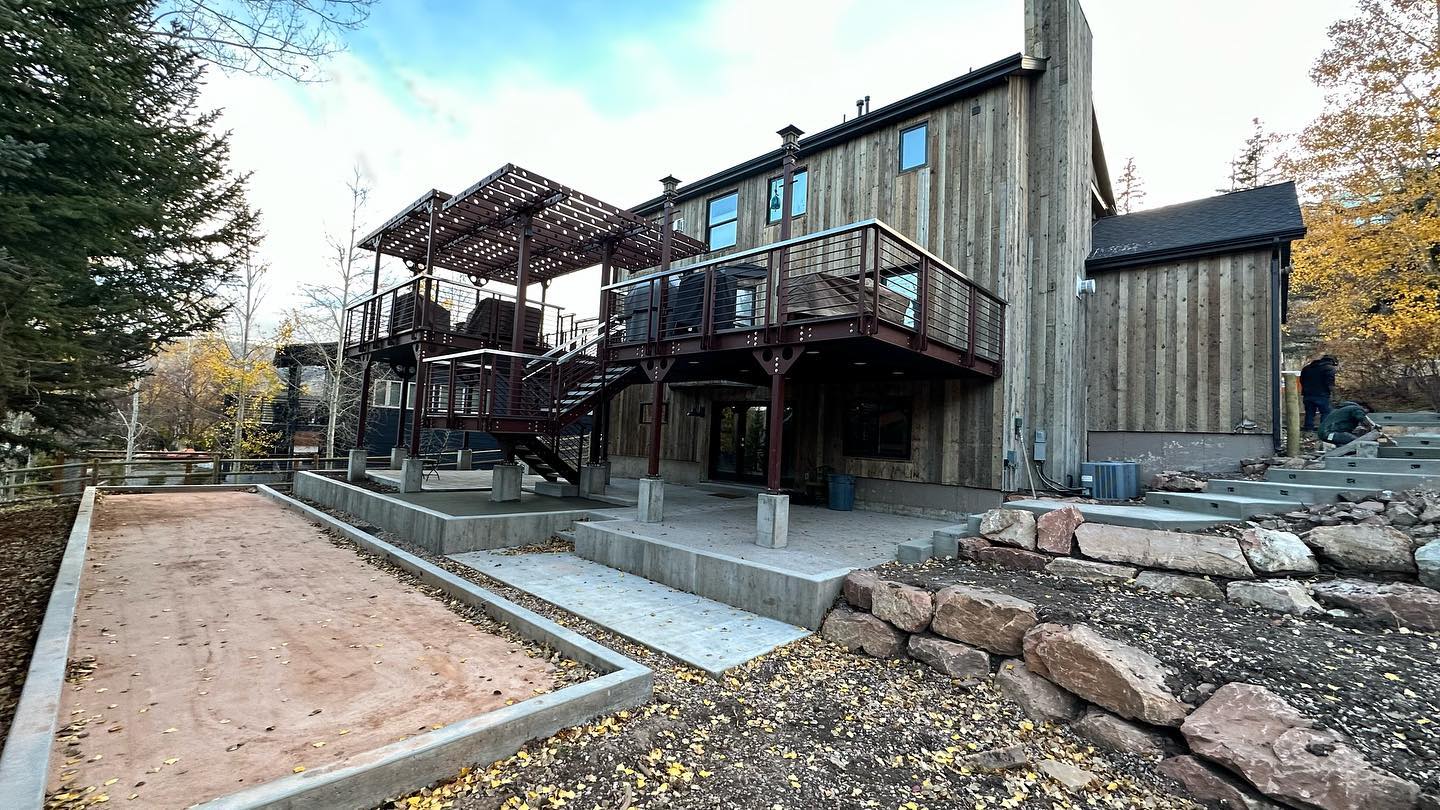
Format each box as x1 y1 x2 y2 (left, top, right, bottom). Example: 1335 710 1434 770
350 164 706 460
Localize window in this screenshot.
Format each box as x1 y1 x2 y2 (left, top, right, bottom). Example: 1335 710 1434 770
899 122 928 172
767 169 808 224
640 399 671 424
707 192 738 250
842 396 912 459
371 381 414 409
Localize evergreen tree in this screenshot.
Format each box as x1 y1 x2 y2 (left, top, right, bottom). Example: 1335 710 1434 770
1221 117 1282 192
1114 156 1146 214
0 0 259 453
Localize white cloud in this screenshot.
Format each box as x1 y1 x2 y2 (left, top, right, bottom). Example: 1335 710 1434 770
203 0 1355 329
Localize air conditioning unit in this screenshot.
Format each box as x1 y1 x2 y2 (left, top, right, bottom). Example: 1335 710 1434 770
1080 461 1140 501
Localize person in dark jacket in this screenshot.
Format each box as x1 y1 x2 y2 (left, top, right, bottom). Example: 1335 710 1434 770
1299 355 1339 432
1319 400 1377 446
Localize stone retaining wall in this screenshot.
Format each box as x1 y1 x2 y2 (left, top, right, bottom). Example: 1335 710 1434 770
951 507 1440 632
822 571 1427 809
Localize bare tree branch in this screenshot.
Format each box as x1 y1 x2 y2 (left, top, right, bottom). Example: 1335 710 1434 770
147 0 376 82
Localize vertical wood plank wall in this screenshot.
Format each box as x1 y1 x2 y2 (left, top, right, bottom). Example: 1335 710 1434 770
1086 249 1275 434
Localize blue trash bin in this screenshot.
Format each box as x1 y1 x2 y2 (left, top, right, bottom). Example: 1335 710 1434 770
827 473 856 511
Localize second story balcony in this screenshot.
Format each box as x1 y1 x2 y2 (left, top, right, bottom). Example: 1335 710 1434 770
602 219 1004 381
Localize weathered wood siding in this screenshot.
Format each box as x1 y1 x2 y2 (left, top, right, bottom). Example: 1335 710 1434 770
1087 248 1276 433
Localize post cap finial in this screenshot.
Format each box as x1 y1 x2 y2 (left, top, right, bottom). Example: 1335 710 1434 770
777 124 804 149
660 175 680 196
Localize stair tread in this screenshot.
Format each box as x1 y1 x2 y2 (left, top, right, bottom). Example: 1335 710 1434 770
1148 492 1296 506
1007 499 1230 530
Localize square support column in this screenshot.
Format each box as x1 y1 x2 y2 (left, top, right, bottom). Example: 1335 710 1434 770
399 456 424 493
756 492 790 549
579 464 607 497
389 447 405 470
638 477 664 523
347 448 368 483
490 462 523 503
456 449 474 471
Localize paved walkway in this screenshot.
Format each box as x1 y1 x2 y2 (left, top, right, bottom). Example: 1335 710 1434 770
449 550 809 675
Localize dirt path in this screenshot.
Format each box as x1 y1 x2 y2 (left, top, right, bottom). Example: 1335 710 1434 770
0 503 76 742
48 491 555 808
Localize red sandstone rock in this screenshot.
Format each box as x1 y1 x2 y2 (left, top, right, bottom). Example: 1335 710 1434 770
1022 623 1190 726
931 585 1038 655
842 570 879 611
820 606 905 658
907 634 990 679
976 546 1049 572
979 508 1038 550
1035 506 1084 554
870 580 934 633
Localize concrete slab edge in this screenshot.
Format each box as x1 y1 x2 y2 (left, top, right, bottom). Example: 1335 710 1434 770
212 486 653 809
0 488 97 810
97 484 260 493
300 471 619 529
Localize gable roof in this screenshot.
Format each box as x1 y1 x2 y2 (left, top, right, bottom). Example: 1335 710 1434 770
1088 181 1306 271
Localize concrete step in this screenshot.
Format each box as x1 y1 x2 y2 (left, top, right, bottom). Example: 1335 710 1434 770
1206 478 1371 504
1392 435 1440 447
1006 499 1230 531
1324 457 1440 475
1379 446 1440 460
448 550 807 676
1266 467 1436 490
1372 412 1440 426
1143 491 1298 519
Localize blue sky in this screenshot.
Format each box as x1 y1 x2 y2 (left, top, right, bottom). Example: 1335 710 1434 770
204 0 1358 322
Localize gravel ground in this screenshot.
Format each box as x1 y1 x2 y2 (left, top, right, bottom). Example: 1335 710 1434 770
297 499 1199 810
880 558 1440 793
0 503 77 742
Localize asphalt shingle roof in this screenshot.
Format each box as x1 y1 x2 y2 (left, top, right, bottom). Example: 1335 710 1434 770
1088 181 1305 270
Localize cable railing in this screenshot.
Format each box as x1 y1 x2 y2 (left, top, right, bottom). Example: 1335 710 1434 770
601 219 1005 370
342 273 589 355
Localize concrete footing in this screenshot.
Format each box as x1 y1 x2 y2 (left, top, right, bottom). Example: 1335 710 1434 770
534 480 579 498
579 464 607 497
399 457 423 493
456 449 474 471
389 447 405 470
347 448 368 483
638 477 664 523
491 463 523 503
755 493 789 549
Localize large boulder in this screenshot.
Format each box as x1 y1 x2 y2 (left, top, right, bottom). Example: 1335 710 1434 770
975 546 1050 572
1181 683 1421 810
1226 580 1323 617
1045 557 1137 583
820 606 905 658
1306 525 1417 574
1239 527 1319 575
1035 507 1084 554
1075 524 1254 579
842 570 879 610
1158 755 1281 810
907 634 990 679
1416 539 1440 589
1134 571 1225 600
979 508 1038 550
1310 579 1440 632
1022 623 1189 726
994 658 1082 724
870 580 934 633
931 585 1038 655
1073 709 1176 758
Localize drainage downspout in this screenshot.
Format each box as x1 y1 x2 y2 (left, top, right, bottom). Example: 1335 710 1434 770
1269 239 1283 453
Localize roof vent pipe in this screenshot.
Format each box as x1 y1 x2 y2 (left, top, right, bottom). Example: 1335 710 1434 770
855 98 864 118
865 95 871 114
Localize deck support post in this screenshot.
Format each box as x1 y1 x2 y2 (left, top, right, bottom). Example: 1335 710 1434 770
389 447 405 470
646 376 666 477
399 456 424 493
776 125 802 242
490 461 523 502
509 214 534 416
354 361 372 449
456 449 474 471
756 492 789 549
407 346 427 457
638 475 665 523
591 241 616 465
347 448 368 482
579 463 607 497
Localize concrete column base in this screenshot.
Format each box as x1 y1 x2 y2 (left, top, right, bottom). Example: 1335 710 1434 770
490 462 523 503
346 448 368 483
389 447 405 470
456 449 474 471
756 492 790 549
601 460 612 485
399 457 424 493
579 464 607 497
638 477 664 523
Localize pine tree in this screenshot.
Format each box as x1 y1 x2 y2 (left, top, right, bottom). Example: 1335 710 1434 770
1221 118 1282 192
0 0 259 453
1114 156 1146 214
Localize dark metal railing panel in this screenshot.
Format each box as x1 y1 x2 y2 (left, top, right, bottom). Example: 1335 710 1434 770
601 220 1006 371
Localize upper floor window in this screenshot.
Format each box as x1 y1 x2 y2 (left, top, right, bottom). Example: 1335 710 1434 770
900 122 928 172
707 192 739 250
767 169 808 224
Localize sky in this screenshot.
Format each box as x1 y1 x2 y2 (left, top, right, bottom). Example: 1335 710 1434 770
202 0 1358 327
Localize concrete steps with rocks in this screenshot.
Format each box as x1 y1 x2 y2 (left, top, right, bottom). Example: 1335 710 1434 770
1393 435 1440 448
1006 500 1230 531
1143 491 1298 519
1266 467 1436 490
1207 478 1372 504
1325 457 1440 475
1372 412 1440 426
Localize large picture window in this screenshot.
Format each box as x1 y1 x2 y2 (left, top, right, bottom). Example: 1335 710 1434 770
707 192 739 250
842 396 912 459
767 169 808 224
